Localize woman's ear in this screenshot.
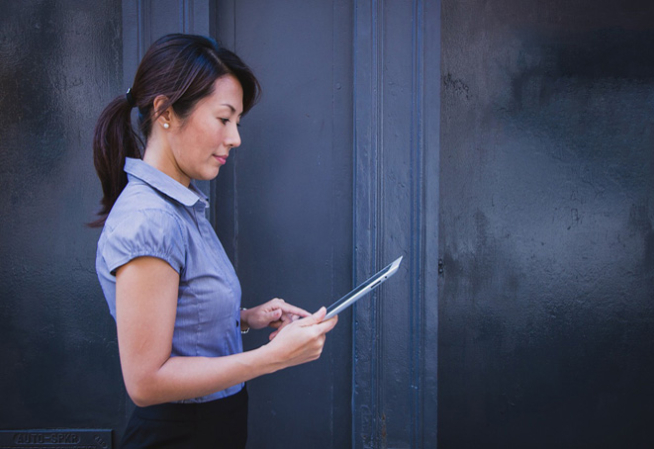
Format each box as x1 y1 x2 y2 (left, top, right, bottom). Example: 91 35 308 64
153 95 173 130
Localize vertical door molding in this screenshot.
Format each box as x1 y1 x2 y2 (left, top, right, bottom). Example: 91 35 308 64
352 0 439 447
121 0 215 199
352 0 384 447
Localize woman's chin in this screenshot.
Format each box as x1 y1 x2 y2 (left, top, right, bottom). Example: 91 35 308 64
196 166 221 181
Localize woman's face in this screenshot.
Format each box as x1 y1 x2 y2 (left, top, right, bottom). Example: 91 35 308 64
167 75 244 185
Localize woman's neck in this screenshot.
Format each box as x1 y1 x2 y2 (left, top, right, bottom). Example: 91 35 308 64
142 136 191 187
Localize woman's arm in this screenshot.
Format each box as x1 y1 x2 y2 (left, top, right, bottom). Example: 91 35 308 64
115 256 337 407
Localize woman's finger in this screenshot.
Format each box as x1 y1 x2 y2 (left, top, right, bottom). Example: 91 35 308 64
277 301 311 318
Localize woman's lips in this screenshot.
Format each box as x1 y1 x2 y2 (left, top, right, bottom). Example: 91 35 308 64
214 155 228 165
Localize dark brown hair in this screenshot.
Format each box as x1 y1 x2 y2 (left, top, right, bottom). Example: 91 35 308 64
90 34 260 227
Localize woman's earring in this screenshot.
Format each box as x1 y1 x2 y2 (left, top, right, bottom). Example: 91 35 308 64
163 123 170 129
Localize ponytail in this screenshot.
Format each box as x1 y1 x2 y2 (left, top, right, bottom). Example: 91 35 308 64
89 94 142 228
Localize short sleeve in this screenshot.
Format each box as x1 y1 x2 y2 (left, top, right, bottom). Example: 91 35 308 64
101 209 186 275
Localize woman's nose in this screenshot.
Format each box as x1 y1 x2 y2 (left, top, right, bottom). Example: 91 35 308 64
226 125 241 149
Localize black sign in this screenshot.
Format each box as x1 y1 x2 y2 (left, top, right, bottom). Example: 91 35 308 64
0 430 111 449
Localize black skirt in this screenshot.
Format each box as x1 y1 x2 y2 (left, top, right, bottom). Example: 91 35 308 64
120 387 248 449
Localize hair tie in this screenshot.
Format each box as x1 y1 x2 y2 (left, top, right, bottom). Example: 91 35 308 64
125 88 136 108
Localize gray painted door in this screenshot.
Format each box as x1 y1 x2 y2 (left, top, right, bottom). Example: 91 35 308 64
0 0 127 442
212 1 440 448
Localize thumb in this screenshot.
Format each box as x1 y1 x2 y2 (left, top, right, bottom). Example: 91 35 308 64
298 307 326 326
311 306 327 323
268 308 283 321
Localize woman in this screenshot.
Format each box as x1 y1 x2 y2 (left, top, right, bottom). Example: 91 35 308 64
91 34 338 448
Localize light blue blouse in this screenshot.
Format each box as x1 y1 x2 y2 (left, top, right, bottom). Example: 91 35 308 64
96 157 243 403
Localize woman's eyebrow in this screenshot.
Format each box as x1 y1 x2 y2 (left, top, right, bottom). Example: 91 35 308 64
220 103 243 117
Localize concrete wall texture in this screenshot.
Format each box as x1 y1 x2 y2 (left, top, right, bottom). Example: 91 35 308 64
440 0 654 446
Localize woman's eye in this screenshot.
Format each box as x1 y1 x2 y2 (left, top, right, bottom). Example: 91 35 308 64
219 118 229 124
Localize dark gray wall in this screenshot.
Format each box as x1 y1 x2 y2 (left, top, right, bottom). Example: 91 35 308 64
213 1 355 448
0 0 126 440
440 0 654 447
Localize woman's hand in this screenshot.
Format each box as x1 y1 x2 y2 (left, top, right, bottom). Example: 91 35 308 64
263 307 338 370
241 298 310 332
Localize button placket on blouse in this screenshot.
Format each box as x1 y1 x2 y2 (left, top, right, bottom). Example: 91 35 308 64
193 201 242 330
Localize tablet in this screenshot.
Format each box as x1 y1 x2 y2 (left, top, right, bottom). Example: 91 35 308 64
324 256 403 320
